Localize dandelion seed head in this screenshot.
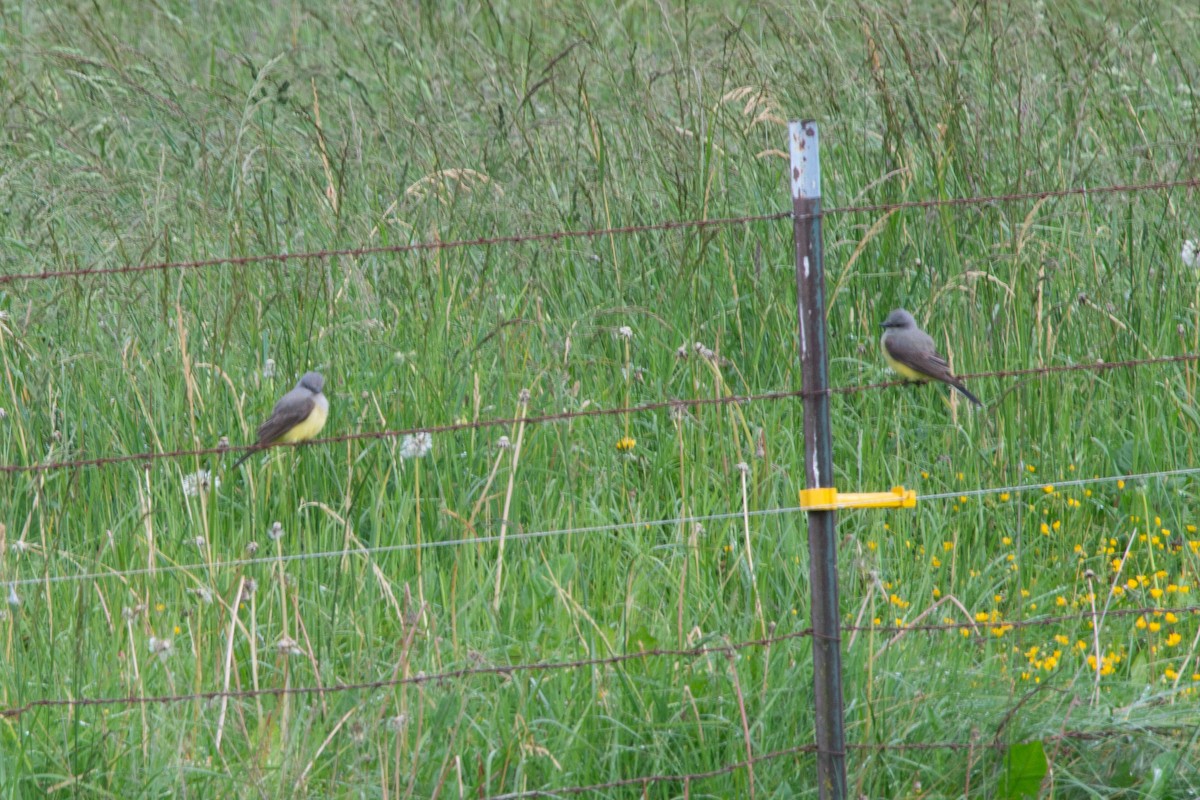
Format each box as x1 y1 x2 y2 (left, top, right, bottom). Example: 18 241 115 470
735 461 750 475
675 344 688 359
497 435 511 450
386 714 409 732
400 432 433 459
245 541 260 556
148 636 173 660
217 436 230 449
276 635 303 656
617 325 633 341
191 536 207 549
182 469 219 497
269 521 284 540
518 388 531 404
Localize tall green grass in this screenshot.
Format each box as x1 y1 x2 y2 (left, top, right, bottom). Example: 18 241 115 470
1 1 1199 796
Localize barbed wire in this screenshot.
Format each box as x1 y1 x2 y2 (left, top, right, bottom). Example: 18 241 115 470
4 604 1198 719
479 729 1197 799
0 211 790 286
2 177 1195 287
0 630 814 719
480 744 818 799
859 605 1200 636
4 352 1197 475
7 464 1200 591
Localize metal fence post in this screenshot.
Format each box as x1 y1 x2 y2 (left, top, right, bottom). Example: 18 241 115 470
789 120 846 799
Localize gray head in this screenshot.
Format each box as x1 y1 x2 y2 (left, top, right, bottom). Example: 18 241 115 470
881 308 917 330
297 371 325 394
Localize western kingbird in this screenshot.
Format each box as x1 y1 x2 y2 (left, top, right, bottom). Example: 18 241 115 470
880 309 982 406
231 371 329 469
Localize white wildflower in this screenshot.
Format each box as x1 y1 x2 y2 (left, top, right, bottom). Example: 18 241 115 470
269 521 285 540
263 358 276 379
386 714 409 732
675 344 688 359
400 432 433 459
191 536 207 549
735 461 750 475
9 540 30 554
181 469 219 497
617 325 633 341
245 541 260 556
7 583 19 607
518 388 531 404
1183 240 1198 269
189 587 214 604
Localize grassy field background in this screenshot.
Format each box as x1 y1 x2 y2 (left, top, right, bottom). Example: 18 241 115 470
3 1 1200 796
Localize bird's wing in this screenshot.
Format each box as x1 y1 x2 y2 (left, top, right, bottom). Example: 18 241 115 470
883 334 954 381
256 389 317 444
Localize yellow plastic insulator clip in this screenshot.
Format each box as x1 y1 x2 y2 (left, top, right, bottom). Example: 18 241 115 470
798 486 916 511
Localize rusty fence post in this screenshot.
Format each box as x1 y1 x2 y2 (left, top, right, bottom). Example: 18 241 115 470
789 119 846 800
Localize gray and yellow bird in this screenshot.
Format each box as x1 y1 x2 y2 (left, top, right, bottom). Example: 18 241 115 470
880 309 982 406
232 371 329 469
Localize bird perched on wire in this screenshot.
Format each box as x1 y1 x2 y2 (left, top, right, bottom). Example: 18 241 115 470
231 371 329 469
880 309 982 406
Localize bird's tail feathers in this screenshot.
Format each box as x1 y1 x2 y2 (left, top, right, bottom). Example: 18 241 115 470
230 447 261 470
950 381 983 407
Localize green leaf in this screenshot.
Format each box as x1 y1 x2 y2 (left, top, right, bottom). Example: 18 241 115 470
1145 751 1180 800
1002 740 1048 800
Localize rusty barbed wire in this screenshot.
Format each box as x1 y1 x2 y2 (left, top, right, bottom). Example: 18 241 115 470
4 605 1198 719
3 352 1198 475
0 629 814 719
479 728 1198 799
854 605 1200 636
2 177 1195 286
0 211 791 286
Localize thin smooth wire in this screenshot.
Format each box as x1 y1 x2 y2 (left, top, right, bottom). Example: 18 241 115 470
918 465 1200 502
8 465 1199 589
4 506 795 588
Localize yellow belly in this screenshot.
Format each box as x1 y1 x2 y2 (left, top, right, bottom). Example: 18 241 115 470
881 338 930 382
279 397 329 442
